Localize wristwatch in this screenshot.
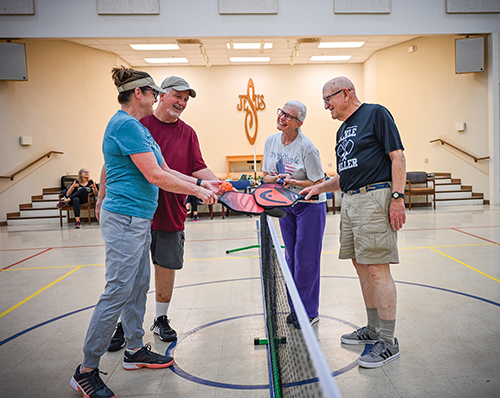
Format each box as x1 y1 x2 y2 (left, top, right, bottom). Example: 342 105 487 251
392 192 405 200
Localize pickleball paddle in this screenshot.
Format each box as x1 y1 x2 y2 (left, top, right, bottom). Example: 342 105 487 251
218 191 264 215
218 191 287 218
253 183 319 208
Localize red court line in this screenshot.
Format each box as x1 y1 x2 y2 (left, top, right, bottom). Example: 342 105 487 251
452 228 500 245
0 244 104 252
1 248 53 271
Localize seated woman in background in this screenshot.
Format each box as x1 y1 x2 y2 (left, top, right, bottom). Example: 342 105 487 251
185 195 200 222
56 168 99 229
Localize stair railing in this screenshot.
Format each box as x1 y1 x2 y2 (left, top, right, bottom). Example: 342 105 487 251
0 150 64 181
430 139 489 163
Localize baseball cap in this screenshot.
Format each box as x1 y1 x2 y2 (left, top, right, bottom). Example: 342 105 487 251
161 76 197 98
117 76 166 95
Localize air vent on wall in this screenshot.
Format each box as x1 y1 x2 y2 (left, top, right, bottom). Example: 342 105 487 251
176 39 202 45
298 38 321 44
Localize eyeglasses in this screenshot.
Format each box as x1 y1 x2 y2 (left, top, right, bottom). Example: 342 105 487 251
142 87 159 99
323 88 349 104
277 108 300 122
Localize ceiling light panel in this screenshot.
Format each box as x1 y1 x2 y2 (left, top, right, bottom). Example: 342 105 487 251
131 44 180 50
310 55 352 61
230 57 271 63
318 42 364 48
145 58 188 63
229 43 273 50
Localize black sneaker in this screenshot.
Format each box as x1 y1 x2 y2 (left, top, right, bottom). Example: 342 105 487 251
286 312 297 324
150 315 177 342
107 322 126 352
70 365 115 398
123 343 174 370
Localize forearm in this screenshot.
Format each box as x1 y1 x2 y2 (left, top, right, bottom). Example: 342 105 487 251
150 169 204 196
193 168 219 181
389 150 406 193
97 165 107 203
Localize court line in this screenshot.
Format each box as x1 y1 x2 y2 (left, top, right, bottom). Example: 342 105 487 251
0 266 83 319
2 264 104 271
452 228 500 244
1 248 52 271
430 247 500 284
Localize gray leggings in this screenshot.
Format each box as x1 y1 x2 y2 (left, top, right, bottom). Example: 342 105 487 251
82 209 152 369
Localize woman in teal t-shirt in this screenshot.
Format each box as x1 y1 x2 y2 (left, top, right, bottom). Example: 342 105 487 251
70 67 218 398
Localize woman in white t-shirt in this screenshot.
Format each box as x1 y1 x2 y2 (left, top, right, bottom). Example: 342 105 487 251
262 100 327 328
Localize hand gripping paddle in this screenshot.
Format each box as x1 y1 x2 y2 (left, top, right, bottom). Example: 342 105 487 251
253 183 319 208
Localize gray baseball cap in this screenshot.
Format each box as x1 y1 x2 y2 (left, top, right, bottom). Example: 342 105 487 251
161 76 197 98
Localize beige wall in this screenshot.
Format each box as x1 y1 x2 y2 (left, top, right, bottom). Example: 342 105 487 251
0 36 491 222
143 63 363 179
368 35 490 196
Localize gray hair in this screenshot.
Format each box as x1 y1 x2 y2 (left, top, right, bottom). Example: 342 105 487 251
285 100 307 122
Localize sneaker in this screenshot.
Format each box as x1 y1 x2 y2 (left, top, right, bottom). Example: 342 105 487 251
193 214 199 222
75 221 82 229
107 322 126 352
341 326 380 345
150 315 177 342
357 338 400 368
70 365 115 398
56 201 66 209
123 343 174 370
287 313 319 329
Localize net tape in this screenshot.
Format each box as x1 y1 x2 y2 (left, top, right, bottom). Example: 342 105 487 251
260 215 342 398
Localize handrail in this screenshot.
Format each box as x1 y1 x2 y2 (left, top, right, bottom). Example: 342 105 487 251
430 139 489 163
0 150 64 181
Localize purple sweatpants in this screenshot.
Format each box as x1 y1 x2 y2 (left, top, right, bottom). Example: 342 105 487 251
278 201 326 318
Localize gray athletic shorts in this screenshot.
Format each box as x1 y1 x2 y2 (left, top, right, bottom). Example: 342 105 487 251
151 230 185 270
339 186 399 264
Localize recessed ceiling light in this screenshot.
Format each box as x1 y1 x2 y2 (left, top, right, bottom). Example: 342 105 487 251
310 55 351 62
145 58 188 64
230 57 271 63
318 42 364 48
228 43 273 50
131 44 180 50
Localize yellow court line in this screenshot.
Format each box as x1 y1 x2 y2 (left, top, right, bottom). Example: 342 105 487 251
0 266 83 319
2 264 104 271
430 247 500 284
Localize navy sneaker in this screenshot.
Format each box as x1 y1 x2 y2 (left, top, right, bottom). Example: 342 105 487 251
123 343 174 370
70 365 115 398
150 315 177 342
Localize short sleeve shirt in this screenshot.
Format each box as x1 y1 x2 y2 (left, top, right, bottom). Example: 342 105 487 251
140 115 207 231
263 132 326 202
335 103 404 192
102 110 163 219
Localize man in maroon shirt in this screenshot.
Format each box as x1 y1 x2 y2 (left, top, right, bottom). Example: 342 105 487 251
108 76 219 348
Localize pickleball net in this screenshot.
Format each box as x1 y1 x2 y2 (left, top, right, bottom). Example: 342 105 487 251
259 214 342 398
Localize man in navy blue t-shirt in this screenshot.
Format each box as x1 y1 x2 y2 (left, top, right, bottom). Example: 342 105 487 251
301 76 406 368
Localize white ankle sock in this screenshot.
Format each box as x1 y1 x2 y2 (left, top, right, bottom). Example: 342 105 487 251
156 301 170 319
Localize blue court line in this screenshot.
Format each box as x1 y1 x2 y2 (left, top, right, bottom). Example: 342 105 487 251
2 276 499 348
165 313 366 390
1 276 499 390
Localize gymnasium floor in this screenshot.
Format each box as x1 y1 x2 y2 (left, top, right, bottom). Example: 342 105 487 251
1 204 499 398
